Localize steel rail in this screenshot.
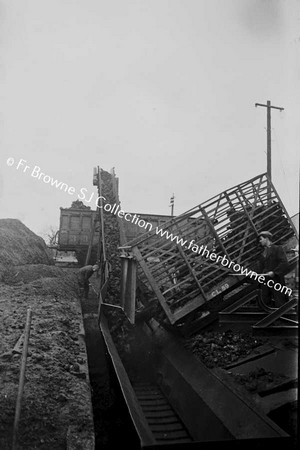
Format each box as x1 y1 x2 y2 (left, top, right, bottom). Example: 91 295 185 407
12 308 32 450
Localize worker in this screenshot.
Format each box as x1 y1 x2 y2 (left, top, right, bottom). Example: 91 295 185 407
256 231 289 308
78 264 99 299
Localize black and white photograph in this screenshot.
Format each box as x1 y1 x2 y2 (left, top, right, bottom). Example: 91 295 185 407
0 1 299 449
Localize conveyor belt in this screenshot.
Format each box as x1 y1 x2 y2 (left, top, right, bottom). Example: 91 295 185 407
132 382 193 444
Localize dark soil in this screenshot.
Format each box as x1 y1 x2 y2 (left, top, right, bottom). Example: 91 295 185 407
0 265 94 449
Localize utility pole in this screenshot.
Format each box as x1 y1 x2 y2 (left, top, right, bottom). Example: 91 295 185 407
169 194 175 217
255 100 284 202
255 100 284 180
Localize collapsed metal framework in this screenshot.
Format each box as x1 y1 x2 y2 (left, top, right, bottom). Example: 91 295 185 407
120 173 298 326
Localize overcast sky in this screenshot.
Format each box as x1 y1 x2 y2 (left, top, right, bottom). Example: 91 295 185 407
0 0 299 238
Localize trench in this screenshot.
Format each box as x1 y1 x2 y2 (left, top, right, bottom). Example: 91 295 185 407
81 292 194 448
107 320 195 447
79 288 296 449
80 293 140 450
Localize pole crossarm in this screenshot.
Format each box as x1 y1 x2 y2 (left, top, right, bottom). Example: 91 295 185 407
255 102 284 111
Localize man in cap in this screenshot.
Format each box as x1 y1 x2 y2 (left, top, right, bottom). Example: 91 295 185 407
78 264 99 299
257 231 289 307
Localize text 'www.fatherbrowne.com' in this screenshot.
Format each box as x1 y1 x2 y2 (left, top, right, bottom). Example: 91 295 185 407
7 157 292 296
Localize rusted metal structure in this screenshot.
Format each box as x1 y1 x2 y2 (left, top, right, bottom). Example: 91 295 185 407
119 173 298 329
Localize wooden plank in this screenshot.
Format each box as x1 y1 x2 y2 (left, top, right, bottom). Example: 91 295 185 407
271 181 298 238
172 295 206 322
253 297 298 328
249 173 264 210
84 217 95 265
171 287 202 308
200 174 259 211
205 275 240 300
146 252 179 270
161 277 190 296
220 289 259 314
100 315 156 447
250 177 266 205
140 245 177 259
132 247 175 323
211 193 224 222
175 238 207 301
234 189 260 263
200 206 231 260
97 168 106 262
120 257 128 307
193 261 231 280
123 258 137 324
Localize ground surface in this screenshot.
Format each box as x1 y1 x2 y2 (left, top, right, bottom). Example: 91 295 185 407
0 264 94 450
